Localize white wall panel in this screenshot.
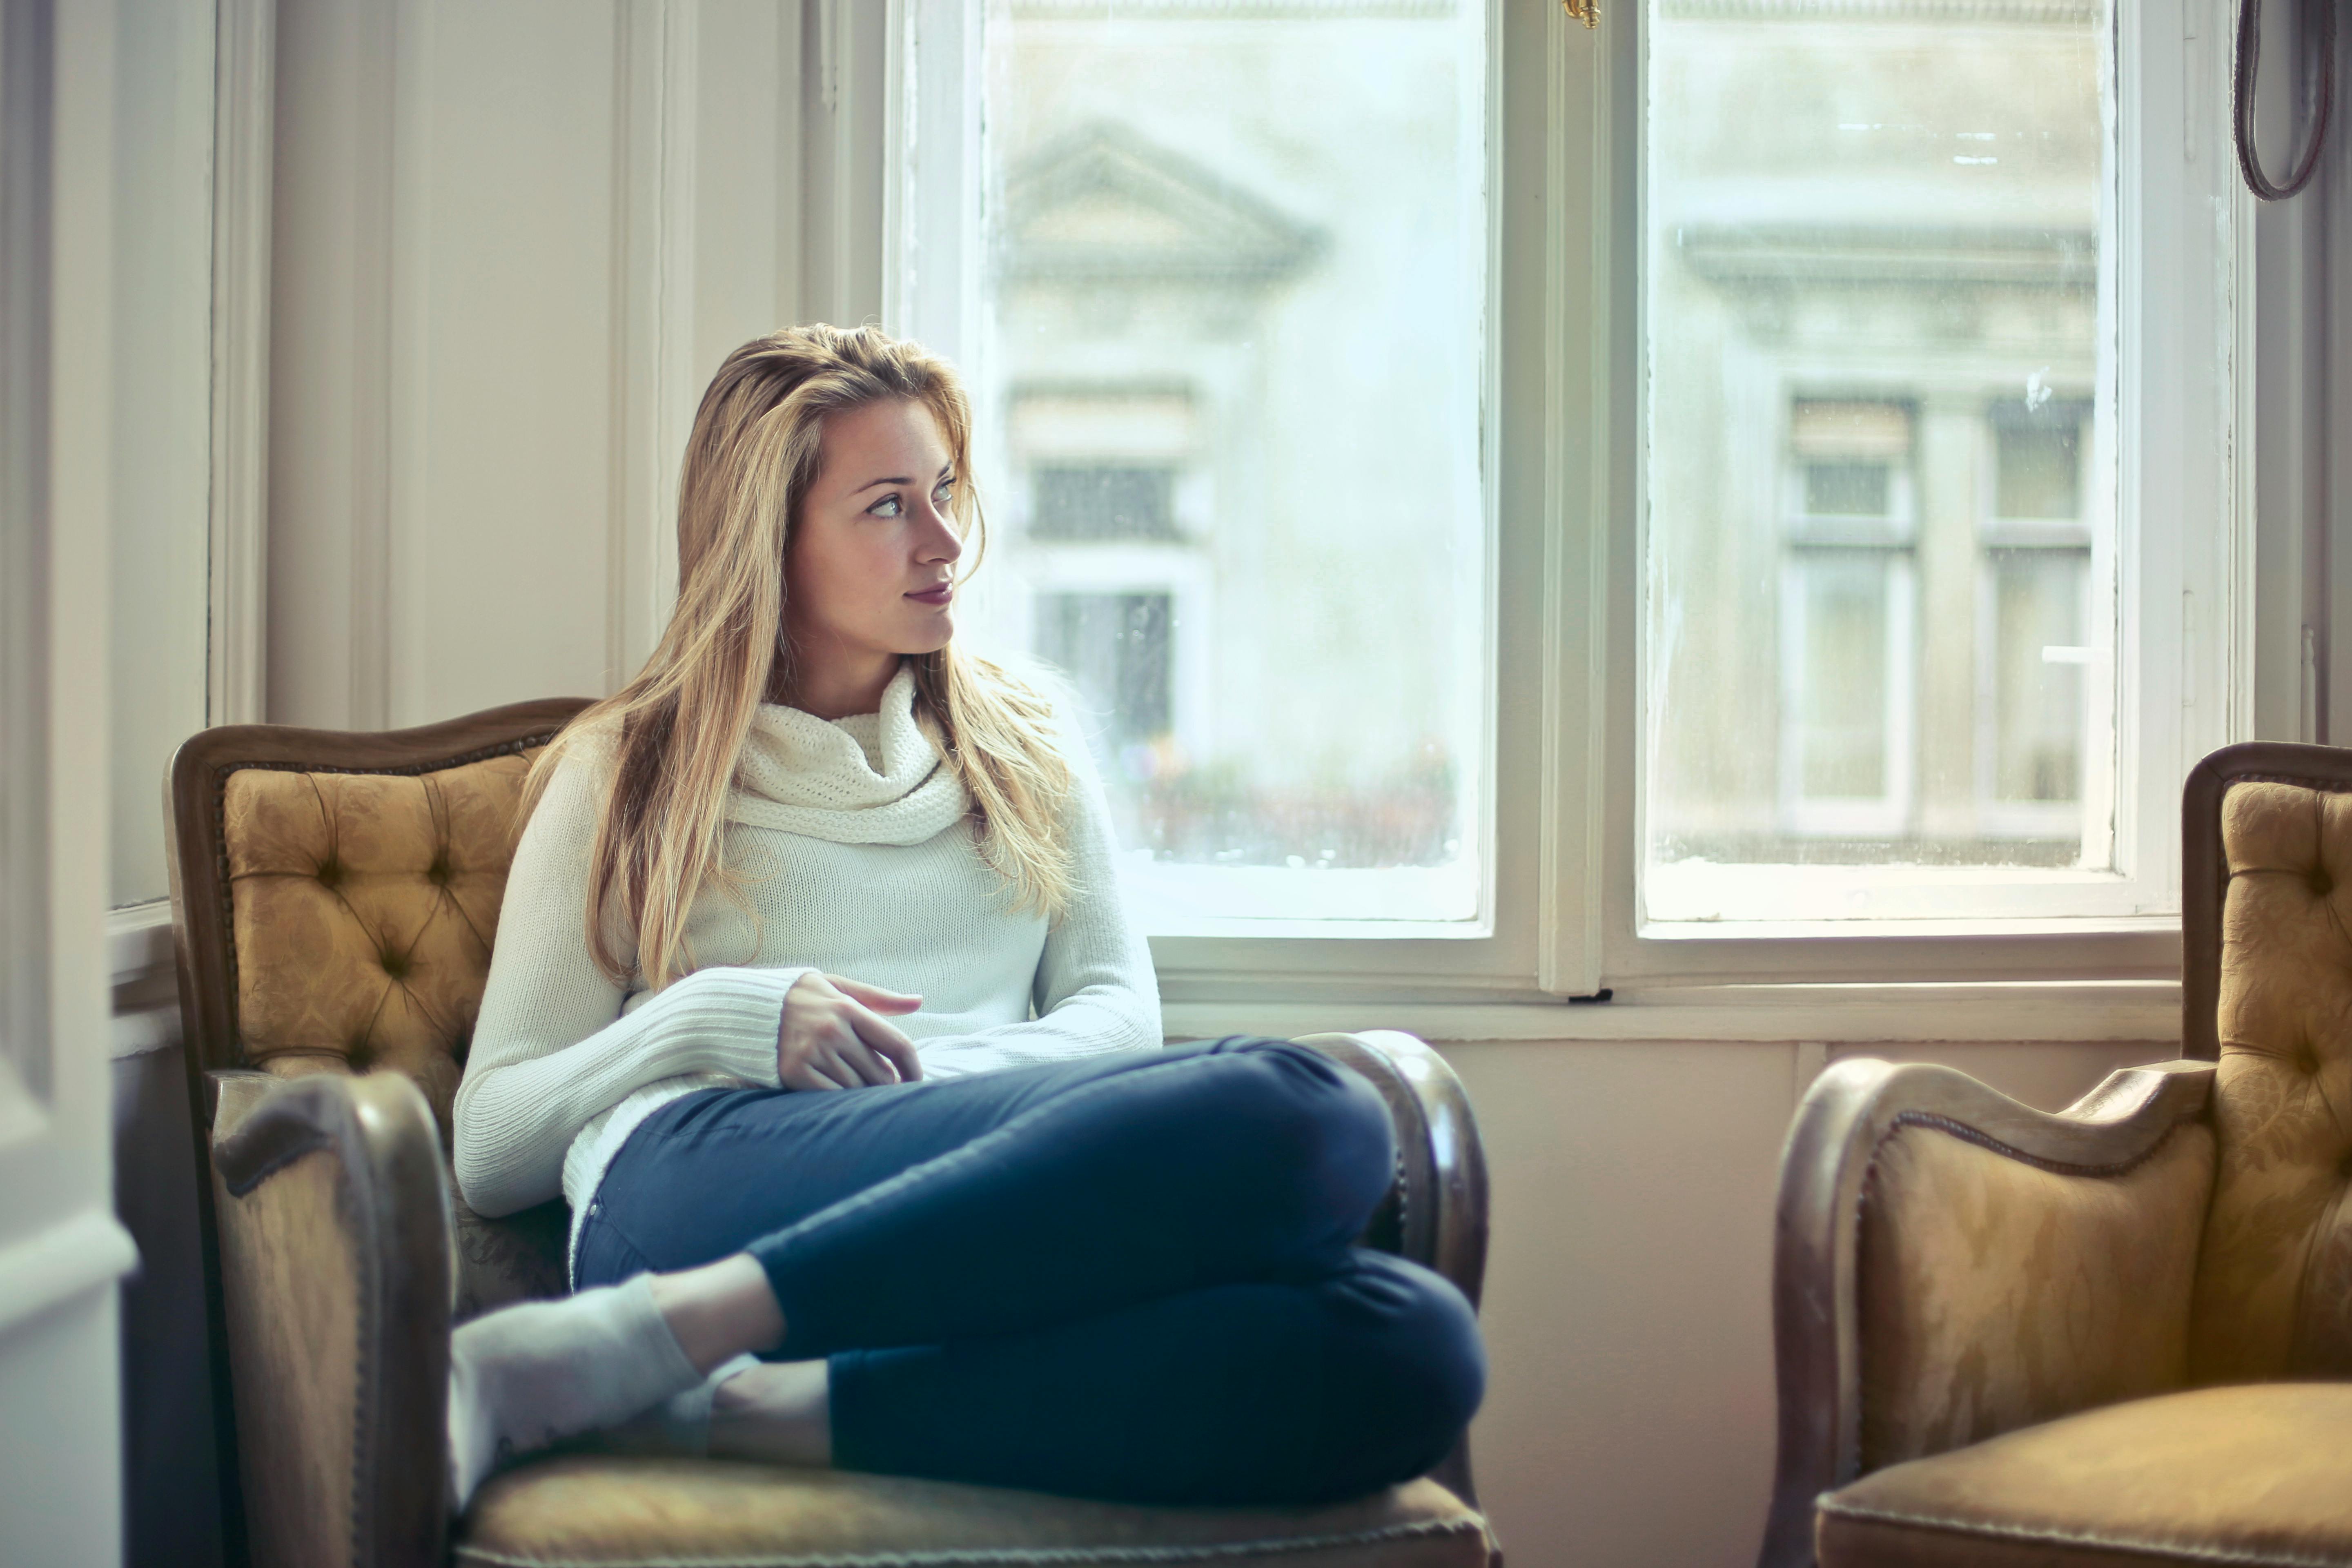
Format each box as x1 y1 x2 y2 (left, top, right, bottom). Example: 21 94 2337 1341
384 0 622 723
106 0 213 907
270 0 804 727
268 0 389 728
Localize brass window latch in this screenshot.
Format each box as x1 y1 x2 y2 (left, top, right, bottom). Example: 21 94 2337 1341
1562 0 1599 28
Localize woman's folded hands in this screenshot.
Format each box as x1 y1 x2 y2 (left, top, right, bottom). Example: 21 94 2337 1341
778 972 925 1089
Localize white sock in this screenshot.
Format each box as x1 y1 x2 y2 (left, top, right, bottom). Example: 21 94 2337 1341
588 1352 762 1458
446 1273 705 1511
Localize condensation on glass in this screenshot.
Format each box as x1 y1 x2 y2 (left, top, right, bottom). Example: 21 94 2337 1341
961 0 1489 927
1642 0 2112 922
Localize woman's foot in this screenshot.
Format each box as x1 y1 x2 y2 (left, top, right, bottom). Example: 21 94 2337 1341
708 1359 834 1468
446 1274 705 1510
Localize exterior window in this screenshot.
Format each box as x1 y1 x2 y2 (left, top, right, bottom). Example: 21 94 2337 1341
1032 466 1180 543
1034 590 1175 762
1640 0 2155 924
1779 399 1917 837
934 2 1490 931
1978 399 2094 837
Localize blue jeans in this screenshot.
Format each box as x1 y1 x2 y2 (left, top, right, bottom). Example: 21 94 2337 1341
572 1036 1486 1506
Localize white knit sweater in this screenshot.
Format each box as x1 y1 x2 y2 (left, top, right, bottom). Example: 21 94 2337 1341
452 666 1162 1274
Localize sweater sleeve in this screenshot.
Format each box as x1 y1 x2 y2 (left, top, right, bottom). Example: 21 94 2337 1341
453 753 804 1217
911 718 1163 1081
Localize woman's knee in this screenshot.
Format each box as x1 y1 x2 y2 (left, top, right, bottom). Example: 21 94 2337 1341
1324 1255 1487 1483
1205 1041 1397 1218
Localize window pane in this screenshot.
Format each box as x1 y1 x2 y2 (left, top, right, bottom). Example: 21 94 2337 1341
1788 555 1892 802
1035 591 1174 757
1032 467 1180 543
1643 0 2111 920
1986 549 2087 807
1804 463 1890 520
962 0 1488 927
1992 404 2085 521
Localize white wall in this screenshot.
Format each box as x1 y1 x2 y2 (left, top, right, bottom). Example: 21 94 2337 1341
268 0 821 730
2 1 143 1562
105 0 213 909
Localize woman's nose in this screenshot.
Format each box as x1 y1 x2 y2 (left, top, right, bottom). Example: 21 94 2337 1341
916 499 963 564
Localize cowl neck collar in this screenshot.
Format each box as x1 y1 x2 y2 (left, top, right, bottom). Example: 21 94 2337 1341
727 665 971 845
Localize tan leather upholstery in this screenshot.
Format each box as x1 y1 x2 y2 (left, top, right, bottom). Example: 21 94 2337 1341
1855 1117 2214 1472
1816 1384 2352 1568
459 1461 1491 1568
2194 780 2352 1382
224 754 537 1140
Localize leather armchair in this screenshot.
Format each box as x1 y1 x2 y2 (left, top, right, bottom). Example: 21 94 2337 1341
1758 742 2352 1568
165 700 1500 1568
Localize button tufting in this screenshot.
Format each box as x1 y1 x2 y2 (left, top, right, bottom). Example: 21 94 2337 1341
2313 864 2336 898
379 946 412 981
316 856 345 889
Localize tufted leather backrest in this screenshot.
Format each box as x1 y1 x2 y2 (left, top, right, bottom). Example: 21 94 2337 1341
168 702 592 1318
220 755 537 1138
2190 777 2352 1382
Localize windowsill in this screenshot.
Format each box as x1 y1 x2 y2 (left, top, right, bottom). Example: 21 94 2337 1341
107 899 174 984
1163 979 2180 1046
107 901 179 1058
1636 912 2180 942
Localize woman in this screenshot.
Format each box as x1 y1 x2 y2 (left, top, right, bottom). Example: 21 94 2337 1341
447 324 1484 1513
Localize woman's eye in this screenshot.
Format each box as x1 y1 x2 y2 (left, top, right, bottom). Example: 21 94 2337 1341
933 481 956 505
868 494 902 518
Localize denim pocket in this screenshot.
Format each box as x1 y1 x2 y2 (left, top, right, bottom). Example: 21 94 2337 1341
571 1198 656 1290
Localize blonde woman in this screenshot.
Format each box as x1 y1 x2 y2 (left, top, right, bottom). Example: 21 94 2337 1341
444 325 1484 1512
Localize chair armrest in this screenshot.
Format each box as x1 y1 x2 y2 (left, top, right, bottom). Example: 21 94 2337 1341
1756 1056 2215 1568
1293 1031 1491 1517
209 1070 452 1568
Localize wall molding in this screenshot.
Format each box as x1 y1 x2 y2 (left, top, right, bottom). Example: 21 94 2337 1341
207 0 273 728
803 0 888 330
346 0 396 729
0 1210 140 1339
1164 981 2182 1045
608 0 700 688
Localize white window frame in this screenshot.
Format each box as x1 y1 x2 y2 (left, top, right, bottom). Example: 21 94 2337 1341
1615 0 2265 972
849 0 2288 1038
890 0 1556 995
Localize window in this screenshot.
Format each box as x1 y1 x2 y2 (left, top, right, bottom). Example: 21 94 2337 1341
891 0 2250 998
1032 466 1179 543
1639 0 2236 933
1035 590 1174 757
903 0 1492 935
1778 399 1918 838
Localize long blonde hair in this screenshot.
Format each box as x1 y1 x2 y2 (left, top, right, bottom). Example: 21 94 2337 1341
525 324 1075 989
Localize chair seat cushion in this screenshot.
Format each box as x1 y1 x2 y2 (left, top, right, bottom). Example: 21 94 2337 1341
1816 1383 2352 1567
457 1455 1492 1568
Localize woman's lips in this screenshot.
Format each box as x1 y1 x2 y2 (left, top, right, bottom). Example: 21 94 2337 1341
905 584 953 606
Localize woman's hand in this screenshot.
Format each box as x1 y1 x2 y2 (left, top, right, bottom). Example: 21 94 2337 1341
778 972 925 1090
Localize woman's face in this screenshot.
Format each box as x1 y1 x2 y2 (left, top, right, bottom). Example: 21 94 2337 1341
786 397 964 668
